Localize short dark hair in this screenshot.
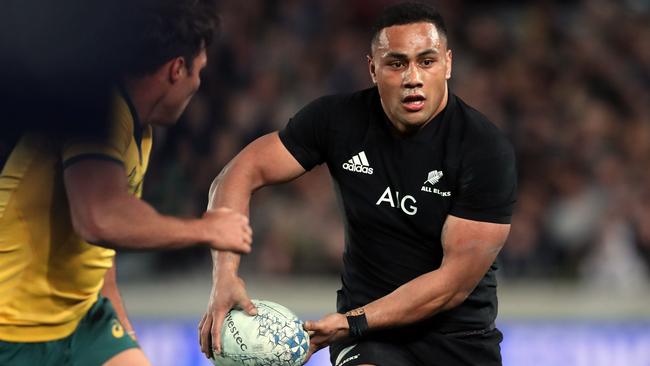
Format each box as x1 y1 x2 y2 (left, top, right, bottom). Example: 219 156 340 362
126 0 220 76
370 2 448 50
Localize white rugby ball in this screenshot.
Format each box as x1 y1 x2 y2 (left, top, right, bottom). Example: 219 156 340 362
211 300 310 366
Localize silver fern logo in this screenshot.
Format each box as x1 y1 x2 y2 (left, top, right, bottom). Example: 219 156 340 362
424 170 443 186
421 170 451 197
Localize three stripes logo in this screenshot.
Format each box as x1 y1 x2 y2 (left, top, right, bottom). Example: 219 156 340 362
342 151 373 175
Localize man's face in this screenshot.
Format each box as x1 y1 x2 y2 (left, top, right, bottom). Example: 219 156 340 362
369 22 452 134
155 48 208 126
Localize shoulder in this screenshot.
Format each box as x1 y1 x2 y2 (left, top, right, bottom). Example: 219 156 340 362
300 87 377 115
452 94 514 159
289 88 378 137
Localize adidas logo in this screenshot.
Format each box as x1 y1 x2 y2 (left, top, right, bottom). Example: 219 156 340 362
342 151 373 175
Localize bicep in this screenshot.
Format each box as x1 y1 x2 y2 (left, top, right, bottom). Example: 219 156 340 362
209 132 307 208
230 132 307 189
439 215 510 294
63 159 128 234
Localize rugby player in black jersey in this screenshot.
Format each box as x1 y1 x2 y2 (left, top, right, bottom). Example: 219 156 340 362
199 2 516 365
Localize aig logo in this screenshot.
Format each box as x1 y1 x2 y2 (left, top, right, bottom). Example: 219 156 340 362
376 187 417 216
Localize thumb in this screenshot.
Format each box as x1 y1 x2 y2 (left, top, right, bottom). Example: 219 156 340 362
303 320 317 331
242 299 258 316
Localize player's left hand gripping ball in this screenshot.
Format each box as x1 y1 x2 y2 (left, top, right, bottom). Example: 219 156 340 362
211 300 310 366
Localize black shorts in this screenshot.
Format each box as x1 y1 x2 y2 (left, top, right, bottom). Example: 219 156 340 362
329 327 503 366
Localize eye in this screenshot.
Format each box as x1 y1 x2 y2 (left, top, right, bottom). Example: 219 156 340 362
389 61 405 69
420 59 435 67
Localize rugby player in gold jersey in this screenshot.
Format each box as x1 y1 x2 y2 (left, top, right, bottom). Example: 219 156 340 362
0 1 251 365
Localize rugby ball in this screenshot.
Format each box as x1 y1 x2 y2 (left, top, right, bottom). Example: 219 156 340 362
211 300 310 366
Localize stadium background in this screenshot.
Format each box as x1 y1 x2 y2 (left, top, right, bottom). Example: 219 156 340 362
109 0 650 365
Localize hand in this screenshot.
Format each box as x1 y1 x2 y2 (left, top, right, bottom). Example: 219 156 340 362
198 273 257 358
302 313 349 363
201 208 252 253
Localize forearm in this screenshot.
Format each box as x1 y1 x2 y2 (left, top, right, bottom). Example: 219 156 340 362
85 194 210 250
208 159 257 277
305 269 473 350
207 133 306 277
360 268 468 329
211 250 242 283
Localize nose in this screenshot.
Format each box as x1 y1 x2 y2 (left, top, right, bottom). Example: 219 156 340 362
402 63 423 89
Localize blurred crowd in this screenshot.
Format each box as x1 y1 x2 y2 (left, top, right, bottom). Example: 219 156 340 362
133 0 650 287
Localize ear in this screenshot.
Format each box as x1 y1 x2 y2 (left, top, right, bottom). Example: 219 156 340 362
367 55 377 84
445 50 452 80
169 56 186 83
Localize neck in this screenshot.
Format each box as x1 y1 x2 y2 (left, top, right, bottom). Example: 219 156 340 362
122 77 162 126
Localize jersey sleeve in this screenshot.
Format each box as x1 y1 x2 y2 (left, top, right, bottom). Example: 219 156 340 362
278 96 331 171
449 142 517 224
61 116 131 168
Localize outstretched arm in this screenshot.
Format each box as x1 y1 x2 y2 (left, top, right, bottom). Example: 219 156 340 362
64 159 252 252
199 132 307 357
305 215 510 354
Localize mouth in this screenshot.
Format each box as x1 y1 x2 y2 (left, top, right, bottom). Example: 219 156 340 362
401 94 426 112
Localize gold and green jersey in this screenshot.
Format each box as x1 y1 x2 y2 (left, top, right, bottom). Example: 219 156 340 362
0 89 152 342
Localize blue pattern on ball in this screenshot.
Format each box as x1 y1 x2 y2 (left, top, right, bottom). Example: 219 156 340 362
212 300 310 366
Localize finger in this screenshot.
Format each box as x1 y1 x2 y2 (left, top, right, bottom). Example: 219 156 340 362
309 339 326 354
240 234 252 252
211 310 228 354
315 339 328 352
303 320 317 331
199 315 212 357
241 297 258 316
303 343 320 364
198 313 206 333
198 313 206 346
232 239 251 254
302 349 314 365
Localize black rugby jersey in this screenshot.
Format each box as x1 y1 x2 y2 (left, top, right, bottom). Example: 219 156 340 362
279 87 516 336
